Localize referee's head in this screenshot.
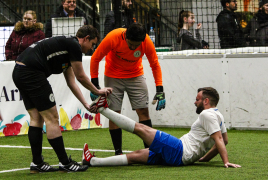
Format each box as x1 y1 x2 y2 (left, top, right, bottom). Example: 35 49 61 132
76 25 100 42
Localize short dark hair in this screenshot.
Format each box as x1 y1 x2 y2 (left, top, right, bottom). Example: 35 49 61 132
221 0 231 8
126 22 146 42
76 25 100 42
198 87 220 106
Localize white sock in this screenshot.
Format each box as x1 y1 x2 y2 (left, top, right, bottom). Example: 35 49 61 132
99 107 136 133
90 154 128 166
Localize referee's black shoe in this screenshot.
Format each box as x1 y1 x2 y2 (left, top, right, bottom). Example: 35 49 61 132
59 156 89 173
30 161 59 173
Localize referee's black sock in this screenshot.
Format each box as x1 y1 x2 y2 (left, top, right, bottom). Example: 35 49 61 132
28 126 43 164
109 128 122 155
48 136 69 165
140 119 152 148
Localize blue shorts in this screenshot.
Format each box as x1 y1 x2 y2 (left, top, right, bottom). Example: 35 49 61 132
147 130 184 166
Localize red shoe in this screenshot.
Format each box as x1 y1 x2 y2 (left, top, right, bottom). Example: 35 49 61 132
91 95 108 109
82 143 95 166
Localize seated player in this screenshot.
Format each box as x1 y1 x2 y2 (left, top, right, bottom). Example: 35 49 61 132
83 87 241 168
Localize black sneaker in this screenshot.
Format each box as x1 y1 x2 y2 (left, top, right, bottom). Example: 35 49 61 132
59 156 89 173
115 149 123 156
30 161 59 174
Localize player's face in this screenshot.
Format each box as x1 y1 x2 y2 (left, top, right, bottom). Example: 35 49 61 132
185 14 195 28
195 91 204 114
63 0 76 12
83 37 98 54
23 13 36 28
126 39 142 50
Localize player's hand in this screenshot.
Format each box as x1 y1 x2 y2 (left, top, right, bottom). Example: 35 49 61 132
152 86 166 111
88 104 98 114
98 87 113 97
197 23 202 29
224 162 241 168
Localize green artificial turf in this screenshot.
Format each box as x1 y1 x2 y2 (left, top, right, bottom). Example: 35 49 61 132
0 128 267 180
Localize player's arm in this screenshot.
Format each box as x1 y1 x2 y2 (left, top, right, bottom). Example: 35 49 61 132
210 131 240 168
144 36 165 110
63 65 91 110
199 132 228 162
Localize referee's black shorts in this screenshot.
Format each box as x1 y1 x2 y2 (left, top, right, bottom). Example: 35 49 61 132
12 64 56 111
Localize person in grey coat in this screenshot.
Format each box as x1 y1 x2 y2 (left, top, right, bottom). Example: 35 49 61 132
176 10 208 50
244 0 268 46
104 0 134 38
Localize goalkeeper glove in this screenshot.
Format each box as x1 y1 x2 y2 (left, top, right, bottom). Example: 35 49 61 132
152 86 166 111
90 78 101 101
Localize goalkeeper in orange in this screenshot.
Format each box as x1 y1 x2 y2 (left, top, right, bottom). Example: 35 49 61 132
90 22 165 155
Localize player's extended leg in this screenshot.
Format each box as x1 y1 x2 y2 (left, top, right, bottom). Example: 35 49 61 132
82 143 149 166
99 106 157 147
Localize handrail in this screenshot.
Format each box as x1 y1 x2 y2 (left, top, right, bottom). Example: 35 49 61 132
137 0 177 29
0 0 22 22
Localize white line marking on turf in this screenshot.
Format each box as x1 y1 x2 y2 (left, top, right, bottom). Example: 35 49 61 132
0 145 132 153
0 145 133 174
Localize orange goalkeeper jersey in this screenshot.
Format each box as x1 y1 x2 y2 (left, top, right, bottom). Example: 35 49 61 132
90 28 163 86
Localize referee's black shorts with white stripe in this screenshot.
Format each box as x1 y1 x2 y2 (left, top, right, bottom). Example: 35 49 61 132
12 64 56 111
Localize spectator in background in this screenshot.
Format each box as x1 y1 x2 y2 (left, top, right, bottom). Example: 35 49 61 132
5 10 45 61
244 0 268 46
104 0 134 38
216 0 246 49
45 0 88 38
176 10 209 50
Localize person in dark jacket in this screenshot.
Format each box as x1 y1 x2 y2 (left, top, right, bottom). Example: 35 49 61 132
104 0 134 38
216 0 246 49
244 0 268 46
45 0 88 38
5 10 45 61
176 10 208 50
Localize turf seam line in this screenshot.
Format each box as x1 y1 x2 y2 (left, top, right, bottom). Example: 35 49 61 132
0 145 132 153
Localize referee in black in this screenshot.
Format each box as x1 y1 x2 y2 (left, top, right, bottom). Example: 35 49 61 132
12 25 112 173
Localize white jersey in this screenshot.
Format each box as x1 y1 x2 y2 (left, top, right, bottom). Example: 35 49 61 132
180 108 227 165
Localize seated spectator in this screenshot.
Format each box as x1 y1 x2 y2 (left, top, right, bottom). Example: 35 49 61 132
104 0 134 38
216 0 246 49
5 10 45 61
176 10 208 50
244 0 268 46
45 0 88 38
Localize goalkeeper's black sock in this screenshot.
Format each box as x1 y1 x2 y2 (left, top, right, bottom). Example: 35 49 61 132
48 136 69 165
140 119 152 148
109 128 122 155
28 126 43 164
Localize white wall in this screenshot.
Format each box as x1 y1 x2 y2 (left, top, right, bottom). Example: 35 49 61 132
1 51 268 131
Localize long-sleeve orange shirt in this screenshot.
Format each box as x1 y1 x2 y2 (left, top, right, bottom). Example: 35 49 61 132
90 28 163 86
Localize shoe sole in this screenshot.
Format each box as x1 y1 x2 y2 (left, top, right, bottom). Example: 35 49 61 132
30 170 41 174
